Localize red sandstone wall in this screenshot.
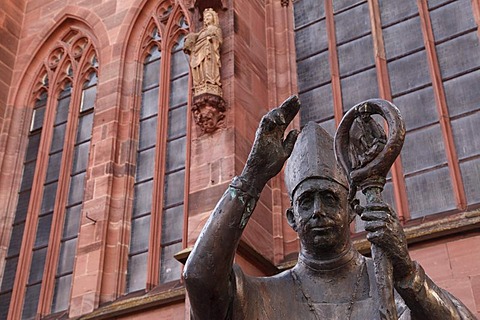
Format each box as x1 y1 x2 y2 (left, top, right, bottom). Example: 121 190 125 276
410 232 480 316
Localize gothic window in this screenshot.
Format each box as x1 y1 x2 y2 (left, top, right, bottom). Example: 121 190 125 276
0 31 98 319
293 0 480 229
126 2 189 293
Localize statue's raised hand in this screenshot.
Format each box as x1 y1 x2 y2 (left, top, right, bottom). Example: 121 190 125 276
240 95 300 196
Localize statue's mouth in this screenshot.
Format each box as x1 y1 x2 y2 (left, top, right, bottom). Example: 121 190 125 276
310 226 333 232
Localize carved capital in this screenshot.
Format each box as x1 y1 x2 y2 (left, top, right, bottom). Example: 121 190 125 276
192 93 226 134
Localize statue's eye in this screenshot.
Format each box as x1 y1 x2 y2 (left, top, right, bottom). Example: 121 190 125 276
322 192 337 206
297 194 313 209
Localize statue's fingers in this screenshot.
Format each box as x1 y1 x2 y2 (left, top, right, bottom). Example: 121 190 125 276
361 210 390 222
364 220 386 232
366 230 385 243
283 129 300 157
278 95 301 125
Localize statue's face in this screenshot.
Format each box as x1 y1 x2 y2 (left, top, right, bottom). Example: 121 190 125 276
290 178 352 255
204 13 213 26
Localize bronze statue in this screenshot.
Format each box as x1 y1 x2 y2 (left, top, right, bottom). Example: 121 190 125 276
184 96 476 319
184 8 223 97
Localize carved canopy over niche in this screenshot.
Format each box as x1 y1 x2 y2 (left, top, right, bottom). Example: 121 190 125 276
186 0 227 14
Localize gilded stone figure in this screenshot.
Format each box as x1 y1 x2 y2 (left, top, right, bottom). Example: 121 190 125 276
184 8 222 97
184 96 476 319
184 8 225 134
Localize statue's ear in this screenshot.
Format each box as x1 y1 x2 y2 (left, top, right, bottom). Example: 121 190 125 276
286 207 297 231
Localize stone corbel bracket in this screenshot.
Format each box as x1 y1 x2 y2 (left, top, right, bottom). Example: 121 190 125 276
192 93 226 135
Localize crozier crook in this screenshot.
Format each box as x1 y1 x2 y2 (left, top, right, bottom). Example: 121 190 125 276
334 99 406 320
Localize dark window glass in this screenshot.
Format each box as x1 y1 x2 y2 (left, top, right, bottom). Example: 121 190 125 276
25 133 41 162
401 124 448 175
34 213 53 247
341 68 379 111
28 248 48 284
293 0 325 29
133 180 153 217
430 0 476 43
163 170 185 207
20 161 37 191
139 116 158 150
393 86 438 131
81 86 96 112
7 223 25 256
21 283 41 320
72 141 90 174
383 17 424 60
295 19 328 61
77 113 94 143
63 204 81 239
460 158 480 205
169 75 188 107
299 84 333 125
45 151 63 183
130 215 151 254
41 182 58 214
57 238 77 275
136 148 155 182
444 71 480 117
451 112 480 160
127 253 148 292
145 45 161 62
14 191 31 223
140 87 160 119
143 58 161 89
160 242 182 283
51 274 72 313
67 172 86 205
55 95 71 125
297 51 330 92
406 167 456 219
337 35 375 77
168 106 187 139
0 292 12 319
378 0 418 27
165 137 186 172
50 123 67 153
31 106 45 132
334 3 370 45
388 50 431 96
1 257 18 291
161 205 183 244
170 50 189 79
436 32 480 80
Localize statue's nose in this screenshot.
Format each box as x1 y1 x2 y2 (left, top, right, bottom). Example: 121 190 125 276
312 196 325 218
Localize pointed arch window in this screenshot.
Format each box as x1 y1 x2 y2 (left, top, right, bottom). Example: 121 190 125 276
0 31 98 319
126 2 190 293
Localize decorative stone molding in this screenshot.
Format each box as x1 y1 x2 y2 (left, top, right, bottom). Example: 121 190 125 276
192 93 226 134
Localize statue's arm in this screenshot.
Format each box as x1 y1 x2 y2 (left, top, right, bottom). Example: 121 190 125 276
362 208 476 319
395 262 477 320
183 96 300 320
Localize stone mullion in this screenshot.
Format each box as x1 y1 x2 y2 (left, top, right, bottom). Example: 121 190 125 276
182 60 193 253
37 67 83 316
417 0 467 210
325 0 343 127
7 70 58 320
367 0 410 222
